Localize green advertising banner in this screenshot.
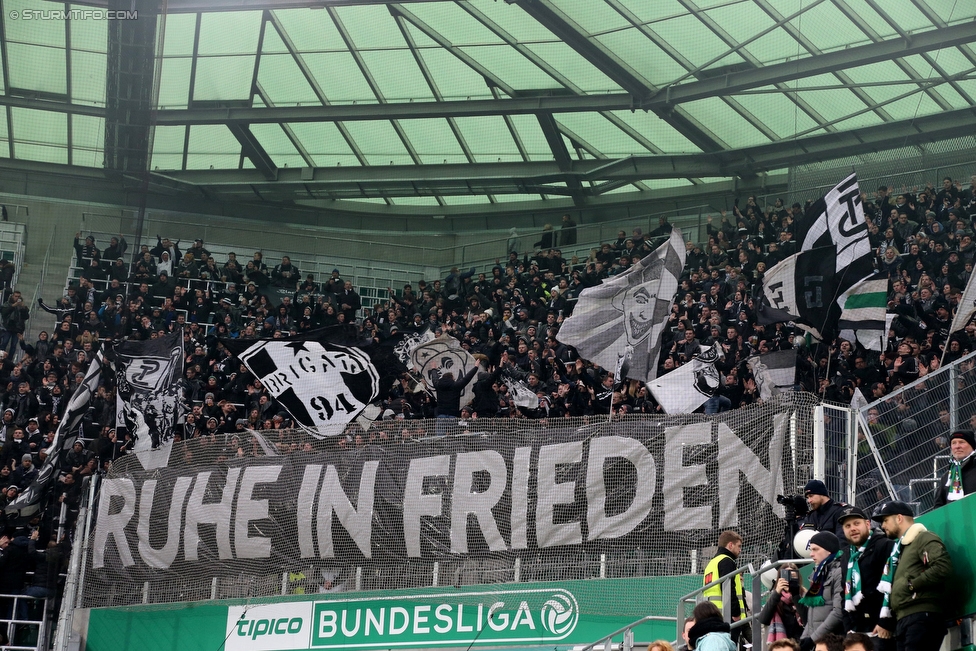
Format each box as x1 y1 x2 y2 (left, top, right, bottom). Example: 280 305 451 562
917 493 976 619
85 576 695 651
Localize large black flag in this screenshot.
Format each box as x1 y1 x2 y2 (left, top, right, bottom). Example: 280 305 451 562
795 172 874 293
114 331 184 470
6 351 105 517
224 328 406 437
758 246 841 339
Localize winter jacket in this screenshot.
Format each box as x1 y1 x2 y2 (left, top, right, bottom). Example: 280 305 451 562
933 452 976 507
801 558 845 643
840 531 896 633
797 498 848 539
434 366 479 417
890 523 953 619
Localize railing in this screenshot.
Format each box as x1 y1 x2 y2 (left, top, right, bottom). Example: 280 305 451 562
0 593 52 651
855 349 976 514
575 615 677 651
28 226 58 340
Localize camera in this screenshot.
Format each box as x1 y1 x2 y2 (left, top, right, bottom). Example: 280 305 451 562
776 494 809 519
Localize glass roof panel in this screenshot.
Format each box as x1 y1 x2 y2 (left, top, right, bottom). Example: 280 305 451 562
506 114 555 161
67 6 107 52
257 53 320 107
888 1 944 30
334 5 410 50
743 28 805 68
250 123 306 168
71 114 104 168
458 45 562 90
359 51 435 102
607 111 701 153
11 108 67 164
391 197 443 206
341 121 413 166
936 0 975 25
556 112 653 156
703 3 778 49
272 9 346 53
151 125 187 170
0 115 7 159
440 195 491 205
841 0 898 38
409 45 495 101
468 0 562 42
396 119 466 165
793 87 874 125
732 92 820 138
597 30 685 87
157 57 192 109
681 97 769 148
160 13 197 57
404 3 506 45
286 122 361 167
185 125 242 169
197 11 261 56
5 0 64 47
629 1 694 24
882 93 943 121
557 0 633 34
923 48 976 77
524 43 620 92
71 50 106 105
653 14 744 69
192 55 254 101
304 52 375 103
453 116 522 163
491 193 544 203
7 43 66 95
787 3 871 51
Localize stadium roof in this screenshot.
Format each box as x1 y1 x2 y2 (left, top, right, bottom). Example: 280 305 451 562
2 0 976 221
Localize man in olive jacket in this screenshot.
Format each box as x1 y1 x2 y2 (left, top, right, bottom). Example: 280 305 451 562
872 501 953 651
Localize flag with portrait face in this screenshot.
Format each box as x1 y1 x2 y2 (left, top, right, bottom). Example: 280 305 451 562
557 229 685 383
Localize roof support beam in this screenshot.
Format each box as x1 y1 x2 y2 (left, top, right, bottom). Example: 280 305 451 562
150 106 976 197
537 112 585 206
226 123 278 180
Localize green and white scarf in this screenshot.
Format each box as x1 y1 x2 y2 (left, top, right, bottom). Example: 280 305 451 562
844 541 868 612
946 451 975 502
877 540 902 619
799 551 839 608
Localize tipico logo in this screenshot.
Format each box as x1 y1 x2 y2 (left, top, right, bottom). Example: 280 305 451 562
541 592 578 636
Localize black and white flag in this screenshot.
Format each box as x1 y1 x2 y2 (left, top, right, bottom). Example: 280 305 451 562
745 350 797 401
115 331 184 470
646 342 723 413
757 246 840 339
558 228 685 383
410 336 479 404
797 172 874 290
5 351 105 516
230 335 383 438
392 326 435 366
502 372 539 411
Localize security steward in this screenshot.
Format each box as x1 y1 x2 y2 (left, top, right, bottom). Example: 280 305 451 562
702 529 750 645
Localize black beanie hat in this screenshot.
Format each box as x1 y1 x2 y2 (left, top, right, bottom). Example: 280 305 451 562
809 531 840 555
950 430 976 449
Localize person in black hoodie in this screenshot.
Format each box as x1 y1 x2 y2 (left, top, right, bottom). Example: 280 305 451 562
434 364 479 419
837 506 896 650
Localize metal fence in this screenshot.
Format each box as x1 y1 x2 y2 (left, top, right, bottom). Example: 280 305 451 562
854 350 976 515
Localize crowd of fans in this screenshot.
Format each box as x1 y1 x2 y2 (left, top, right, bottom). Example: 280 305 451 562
0 176 974 646
0 176 973 450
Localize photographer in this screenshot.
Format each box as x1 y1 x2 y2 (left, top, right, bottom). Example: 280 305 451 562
759 563 807 644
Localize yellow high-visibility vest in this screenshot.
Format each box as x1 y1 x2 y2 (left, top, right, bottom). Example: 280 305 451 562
702 553 746 616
